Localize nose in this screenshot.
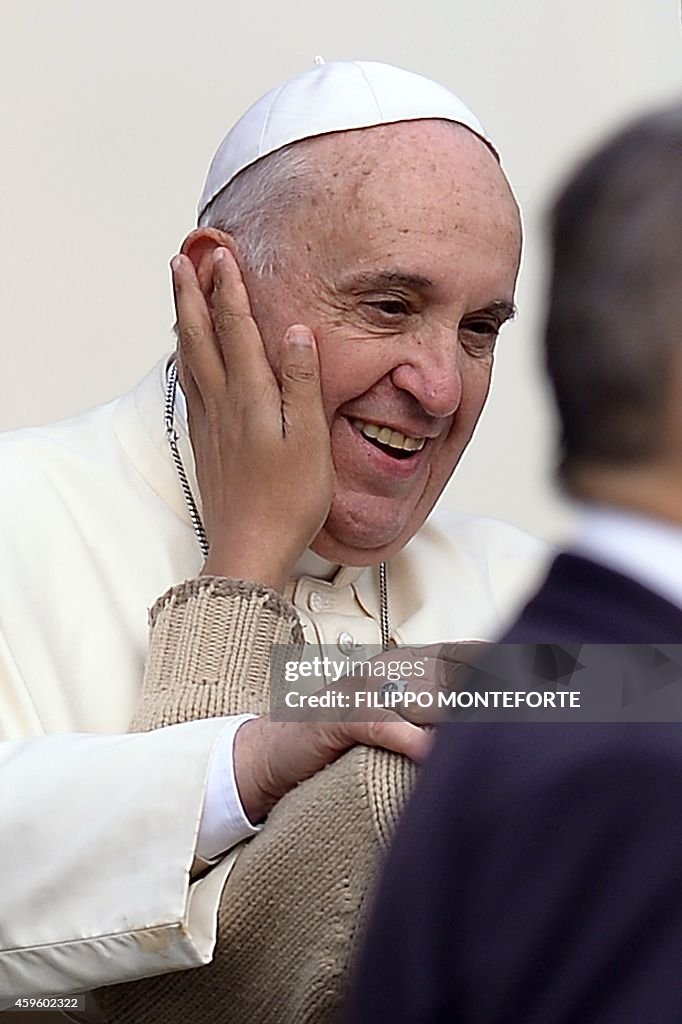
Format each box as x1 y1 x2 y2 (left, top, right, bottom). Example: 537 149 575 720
390 335 464 419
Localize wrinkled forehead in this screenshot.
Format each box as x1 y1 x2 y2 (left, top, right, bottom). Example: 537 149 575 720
298 120 521 245
307 121 515 206
313 117 497 163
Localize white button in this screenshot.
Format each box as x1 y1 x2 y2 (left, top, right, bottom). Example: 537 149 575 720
308 591 325 613
337 631 356 654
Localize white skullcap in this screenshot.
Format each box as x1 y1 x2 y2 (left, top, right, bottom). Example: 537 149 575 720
197 59 495 221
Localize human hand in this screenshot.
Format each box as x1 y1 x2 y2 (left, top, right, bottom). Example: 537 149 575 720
233 713 431 824
171 247 334 590
272 642 488 728
357 641 489 724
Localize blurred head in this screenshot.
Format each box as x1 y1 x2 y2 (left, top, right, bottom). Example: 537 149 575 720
545 103 682 505
183 117 521 565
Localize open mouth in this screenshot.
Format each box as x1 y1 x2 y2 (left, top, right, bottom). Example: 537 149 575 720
352 418 426 461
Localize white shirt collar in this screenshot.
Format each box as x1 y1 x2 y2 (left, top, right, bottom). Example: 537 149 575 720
571 504 682 611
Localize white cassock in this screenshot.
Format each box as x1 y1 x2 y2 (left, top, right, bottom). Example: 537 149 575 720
0 356 549 996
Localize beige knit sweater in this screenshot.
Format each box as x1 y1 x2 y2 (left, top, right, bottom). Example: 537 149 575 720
95 577 416 1024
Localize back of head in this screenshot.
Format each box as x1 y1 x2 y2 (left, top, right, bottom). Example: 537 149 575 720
545 103 682 492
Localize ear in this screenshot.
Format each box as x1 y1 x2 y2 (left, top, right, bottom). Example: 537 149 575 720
180 228 239 296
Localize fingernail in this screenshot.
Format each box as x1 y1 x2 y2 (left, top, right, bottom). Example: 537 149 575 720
213 247 226 264
170 255 183 273
287 326 313 347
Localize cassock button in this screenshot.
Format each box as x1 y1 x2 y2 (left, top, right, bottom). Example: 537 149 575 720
308 591 325 613
337 631 356 655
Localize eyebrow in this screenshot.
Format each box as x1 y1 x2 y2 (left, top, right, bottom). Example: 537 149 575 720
340 270 435 292
481 300 518 322
340 271 518 321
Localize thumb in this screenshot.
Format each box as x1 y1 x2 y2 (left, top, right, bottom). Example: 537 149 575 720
345 715 434 763
280 325 326 434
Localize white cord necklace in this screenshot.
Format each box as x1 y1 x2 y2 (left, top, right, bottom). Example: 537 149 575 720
164 360 392 650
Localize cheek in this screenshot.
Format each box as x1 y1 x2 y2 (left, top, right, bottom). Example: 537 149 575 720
241 273 312 377
429 365 492 475
317 349 346 421
432 436 468 488
316 332 389 419
459 357 494 413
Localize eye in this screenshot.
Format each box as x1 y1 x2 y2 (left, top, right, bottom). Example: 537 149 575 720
463 318 499 336
364 298 411 319
460 319 500 357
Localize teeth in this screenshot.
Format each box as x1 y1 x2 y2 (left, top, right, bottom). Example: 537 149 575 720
353 419 426 452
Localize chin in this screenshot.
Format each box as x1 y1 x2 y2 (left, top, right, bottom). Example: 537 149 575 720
310 503 420 567
310 531 393 567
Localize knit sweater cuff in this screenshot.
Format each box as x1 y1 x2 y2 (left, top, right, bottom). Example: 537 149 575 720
131 577 304 732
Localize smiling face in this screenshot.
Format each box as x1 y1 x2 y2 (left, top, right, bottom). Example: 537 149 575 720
239 121 521 565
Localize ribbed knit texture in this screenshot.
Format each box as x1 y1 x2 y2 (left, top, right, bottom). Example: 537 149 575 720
132 576 304 727
96 576 416 1024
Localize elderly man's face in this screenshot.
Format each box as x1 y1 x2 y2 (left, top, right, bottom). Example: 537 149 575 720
244 121 521 565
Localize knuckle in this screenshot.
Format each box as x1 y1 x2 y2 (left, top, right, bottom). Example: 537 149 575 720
283 364 318 384
363 716 392 744
326 721 356 751
321 721 347 748
212 307 247 338
178 323 205 349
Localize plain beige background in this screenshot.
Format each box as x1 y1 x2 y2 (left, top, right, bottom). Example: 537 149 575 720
2 1 681 542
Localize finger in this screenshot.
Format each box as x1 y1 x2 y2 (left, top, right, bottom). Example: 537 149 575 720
347 715 433 763
181 357 204 421
210 248 277 388
436 642 491 691
280 326 327 438
171 254 224 401
361 647 446 693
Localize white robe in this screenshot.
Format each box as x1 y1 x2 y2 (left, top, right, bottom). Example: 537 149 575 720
0 355 549 996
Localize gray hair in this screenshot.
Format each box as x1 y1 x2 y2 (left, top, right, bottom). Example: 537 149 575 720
197 120 499 277
545 103 682 487
198 142 317 275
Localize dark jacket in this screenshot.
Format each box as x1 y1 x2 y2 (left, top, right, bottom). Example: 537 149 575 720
347 554 682 1023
